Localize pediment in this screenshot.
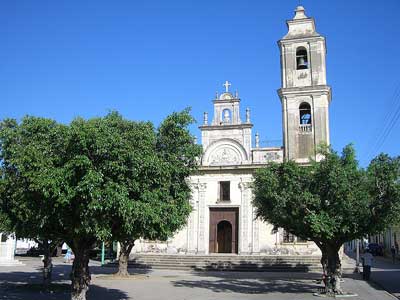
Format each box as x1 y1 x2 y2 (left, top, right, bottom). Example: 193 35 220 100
203 139 248 166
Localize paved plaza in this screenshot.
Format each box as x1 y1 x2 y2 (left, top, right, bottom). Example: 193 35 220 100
0 256 398 300
352 254 400 299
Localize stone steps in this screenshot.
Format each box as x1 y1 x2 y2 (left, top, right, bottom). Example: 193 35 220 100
108 254 322 272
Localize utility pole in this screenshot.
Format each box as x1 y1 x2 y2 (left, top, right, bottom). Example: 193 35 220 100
101 242 105 266
355 239 360 273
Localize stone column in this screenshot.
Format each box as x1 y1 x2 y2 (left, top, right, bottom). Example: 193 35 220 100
239 181 252 254
251 191 260 254
197 183 207 254
186 183 198 254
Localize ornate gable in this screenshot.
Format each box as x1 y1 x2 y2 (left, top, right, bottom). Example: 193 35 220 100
203 139 248 166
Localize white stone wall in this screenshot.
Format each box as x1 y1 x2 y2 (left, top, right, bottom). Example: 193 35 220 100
0 233 16 262
132 171 321 256
252 148 284 164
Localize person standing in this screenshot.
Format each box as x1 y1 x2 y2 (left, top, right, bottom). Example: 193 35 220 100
391 245 396 263
362 249 374 280
64 247 72 263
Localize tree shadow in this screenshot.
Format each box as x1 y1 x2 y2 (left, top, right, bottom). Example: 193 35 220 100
0 261 149 283
190 259 320 272
0 279 129 300
89 265 151 276
128 256 321 273
343 270 400 297
186 269 322 280
0 262 147 300
172 270 323 295
344 251 400 297
0 257 151 300
172 277 320 294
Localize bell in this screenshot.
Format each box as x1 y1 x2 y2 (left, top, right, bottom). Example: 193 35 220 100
297 57 308 69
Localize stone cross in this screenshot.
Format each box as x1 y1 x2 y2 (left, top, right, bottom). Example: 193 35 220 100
223 80 231 93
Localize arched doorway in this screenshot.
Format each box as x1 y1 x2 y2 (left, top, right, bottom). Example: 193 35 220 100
209 208 238 254
217 220 232 253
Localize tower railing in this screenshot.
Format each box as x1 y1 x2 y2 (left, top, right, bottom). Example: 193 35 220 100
299 124 312 133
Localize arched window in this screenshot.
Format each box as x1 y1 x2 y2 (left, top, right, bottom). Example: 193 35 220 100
299 102 312 125
296 47 308 70
222 109 231 124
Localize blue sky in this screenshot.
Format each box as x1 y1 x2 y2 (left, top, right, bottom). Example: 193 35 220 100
1 0 399 166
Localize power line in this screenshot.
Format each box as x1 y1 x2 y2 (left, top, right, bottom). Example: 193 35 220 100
374 103 400 154
373 89 400 153
367 82 400 160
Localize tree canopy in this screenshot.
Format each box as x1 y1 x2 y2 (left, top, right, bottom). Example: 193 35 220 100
0 109 201 300
253 145 400 294
103 110 202 276
0 118 66 236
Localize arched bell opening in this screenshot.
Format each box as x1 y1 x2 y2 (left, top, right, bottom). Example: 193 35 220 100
296 47 308 70
299 102 312 125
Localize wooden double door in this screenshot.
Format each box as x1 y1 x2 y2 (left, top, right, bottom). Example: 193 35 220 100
209 208 238 254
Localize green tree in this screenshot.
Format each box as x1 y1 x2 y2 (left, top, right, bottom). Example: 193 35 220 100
0 169 11 234
109 109 202 276
0 117 67 285
60 113 168 299
0 110 201 300
253 145 400 294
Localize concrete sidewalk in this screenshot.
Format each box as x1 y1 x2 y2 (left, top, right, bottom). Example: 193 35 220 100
0 257 397 300
345 252 400 299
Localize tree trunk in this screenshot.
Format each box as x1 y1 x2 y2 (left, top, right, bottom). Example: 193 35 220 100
56 245 63 257
38 239 53 287
70 239 92 300
317 243 343 295
116 240 135 277
325 245 343 295
320 249 328 293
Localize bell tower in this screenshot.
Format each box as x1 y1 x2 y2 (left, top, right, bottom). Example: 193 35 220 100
278 6 331 162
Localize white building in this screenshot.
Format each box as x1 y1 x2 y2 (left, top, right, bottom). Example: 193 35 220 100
0 233 20 265
133 6 331 256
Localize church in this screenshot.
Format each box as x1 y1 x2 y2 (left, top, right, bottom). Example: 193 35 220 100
131 6 331 256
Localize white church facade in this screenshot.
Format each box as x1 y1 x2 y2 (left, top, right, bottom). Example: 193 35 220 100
132 6 331 256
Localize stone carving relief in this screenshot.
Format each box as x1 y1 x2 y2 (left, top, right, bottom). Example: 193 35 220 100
252 149 283 164
294 69 311 87
203 138 247 167
210 147 240 166
297 71 308 80
264 151 282 161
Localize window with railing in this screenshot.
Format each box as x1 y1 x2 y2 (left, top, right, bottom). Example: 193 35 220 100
283 231 295 243
283 230 308 243
299 102 312 133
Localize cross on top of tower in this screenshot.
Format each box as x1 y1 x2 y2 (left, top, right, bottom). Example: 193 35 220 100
223 80 231 93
